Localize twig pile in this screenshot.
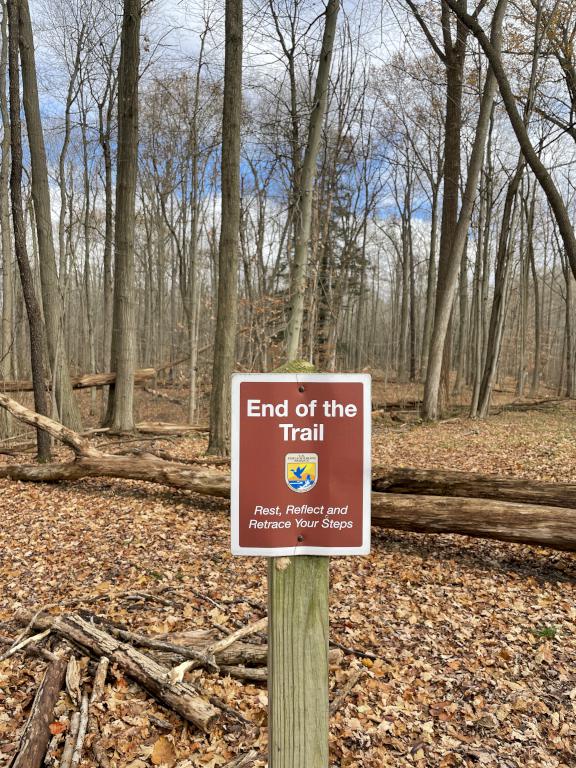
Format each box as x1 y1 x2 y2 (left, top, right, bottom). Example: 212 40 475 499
5 609 269 767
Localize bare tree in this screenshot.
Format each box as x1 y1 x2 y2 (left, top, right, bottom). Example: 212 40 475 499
0 0 13 436
106 0 141 432
18 0 82 430
7 0 50 459
285 0 340 360
208 0 243 455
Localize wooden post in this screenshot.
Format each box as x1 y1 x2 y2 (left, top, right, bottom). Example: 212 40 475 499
268 556 329 768
268 360 329 768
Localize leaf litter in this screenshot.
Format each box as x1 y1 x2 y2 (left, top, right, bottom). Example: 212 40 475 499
0 404 575 766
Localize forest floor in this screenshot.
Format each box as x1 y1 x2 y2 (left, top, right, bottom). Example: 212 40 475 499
0 386 575 767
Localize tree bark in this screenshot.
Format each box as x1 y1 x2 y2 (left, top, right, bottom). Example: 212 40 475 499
285 0 340 360
17 0 82 431
475 161 522 417
8 654 67 768
29 614 219 732
371 493 576 552
0 0 13 437
423 0 505 419
107 0 141 432
207 0 243 455
7 0 50 460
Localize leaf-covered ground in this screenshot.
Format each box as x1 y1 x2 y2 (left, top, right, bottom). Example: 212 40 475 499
0 399 575 767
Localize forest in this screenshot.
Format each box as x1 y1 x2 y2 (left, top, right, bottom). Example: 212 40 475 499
0 0 575 766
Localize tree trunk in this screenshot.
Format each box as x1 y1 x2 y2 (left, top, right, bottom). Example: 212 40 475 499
423 0 505 419
453 237 469 394
285 0 340 360
207 0 243 455
106 0 141 432
420 183 439 379
17 0 81 431
7 0 50 460
475 161 523 417
0 0 13 436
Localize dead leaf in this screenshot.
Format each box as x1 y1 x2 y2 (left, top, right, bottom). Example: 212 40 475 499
151 735 177 767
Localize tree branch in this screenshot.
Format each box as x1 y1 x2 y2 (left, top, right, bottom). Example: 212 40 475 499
403 0 447 62
442 0 576 281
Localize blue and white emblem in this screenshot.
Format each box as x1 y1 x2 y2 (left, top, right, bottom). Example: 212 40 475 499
285 453 318 493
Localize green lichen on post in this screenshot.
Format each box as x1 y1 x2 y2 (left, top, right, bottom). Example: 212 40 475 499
273 359 316 374
268 359 329 768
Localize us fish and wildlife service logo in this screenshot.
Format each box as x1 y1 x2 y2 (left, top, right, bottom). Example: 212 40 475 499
285 453 318 493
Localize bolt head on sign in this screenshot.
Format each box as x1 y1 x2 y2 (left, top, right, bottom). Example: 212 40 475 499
231 373 371 556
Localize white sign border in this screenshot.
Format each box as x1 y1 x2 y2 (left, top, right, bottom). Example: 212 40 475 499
231 372 372 556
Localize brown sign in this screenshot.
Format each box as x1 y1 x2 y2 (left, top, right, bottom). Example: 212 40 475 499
231 373 371 555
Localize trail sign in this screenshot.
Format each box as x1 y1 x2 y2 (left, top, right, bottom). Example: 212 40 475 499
231 373 371 556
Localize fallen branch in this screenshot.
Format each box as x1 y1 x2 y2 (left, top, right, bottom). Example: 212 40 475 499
169 617 267 683
135 421 209 436
0 628 50 661
8 654 68 768
205 617 267 664
2 393 576 552
59 710 80 768
28 613 219 732
70 694 89 768
0 368 156 393
329 668 365 715
79 616 219 671
88 657 111 768
219 665 267 682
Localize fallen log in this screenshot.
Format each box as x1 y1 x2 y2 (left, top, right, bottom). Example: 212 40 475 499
219 665 267 682
8 654 68 768
0 453 230 496
372 467 576 509
371 398 422 412
29 614 219 732
371 493 576 552
135 421 209 436
2 391 576 552
0 368 157 393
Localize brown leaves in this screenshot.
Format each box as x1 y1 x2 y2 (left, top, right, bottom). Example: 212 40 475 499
2 408 576 766
48 720 67 735
151 735 177 766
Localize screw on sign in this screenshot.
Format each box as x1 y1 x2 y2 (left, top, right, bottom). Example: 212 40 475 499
231 372 371 768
